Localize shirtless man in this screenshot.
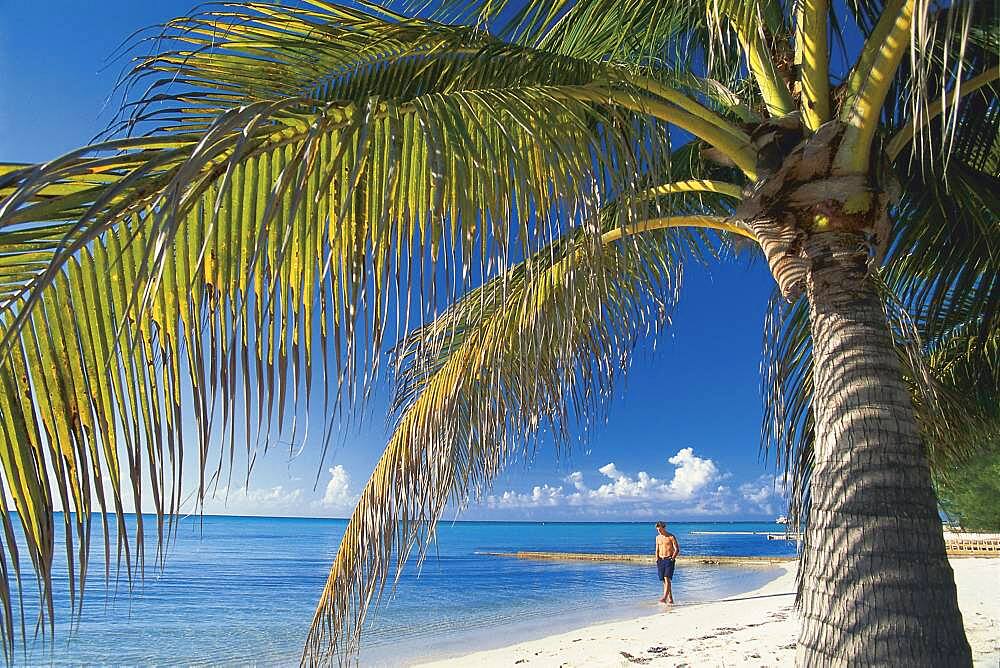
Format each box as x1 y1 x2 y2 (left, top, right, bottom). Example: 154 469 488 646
654 521 679 604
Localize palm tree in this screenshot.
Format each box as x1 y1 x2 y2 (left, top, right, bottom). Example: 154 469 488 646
0 0 996 664
765 157 1000 599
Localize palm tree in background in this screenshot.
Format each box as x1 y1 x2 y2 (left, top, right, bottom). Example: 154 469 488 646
0 0 996 664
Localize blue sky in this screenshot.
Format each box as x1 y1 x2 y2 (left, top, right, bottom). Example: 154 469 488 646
1 1 789 521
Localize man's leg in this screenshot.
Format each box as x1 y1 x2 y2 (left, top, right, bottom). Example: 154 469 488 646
665 577 674 604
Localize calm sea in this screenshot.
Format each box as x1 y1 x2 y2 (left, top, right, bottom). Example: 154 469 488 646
13 517 797 666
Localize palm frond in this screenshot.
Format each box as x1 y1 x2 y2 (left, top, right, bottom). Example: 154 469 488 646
887 141 1000 344
862 1 998 168
422 0 793 119
0 1 768 656
5 0 995 662
301 206 722 662
923 315 1000 466
299 132 750 660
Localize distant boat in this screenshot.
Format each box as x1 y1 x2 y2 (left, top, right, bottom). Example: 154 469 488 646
775 515 788 524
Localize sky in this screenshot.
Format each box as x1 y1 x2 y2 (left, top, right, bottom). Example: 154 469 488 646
0 0 789 522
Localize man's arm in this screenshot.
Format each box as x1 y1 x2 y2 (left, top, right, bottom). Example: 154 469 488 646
670 535 680 558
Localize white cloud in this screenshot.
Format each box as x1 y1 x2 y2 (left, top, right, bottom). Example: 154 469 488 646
321 465 355 510
483 455 793 519
200 484 306 516
587 449 719 503
667 447 720 500
597 463 624 480
489 484 565 508
738 473 790 515
565 471 587 491
187 465 360 517
486 448 725 515
591 467 664 500
741 482 773 505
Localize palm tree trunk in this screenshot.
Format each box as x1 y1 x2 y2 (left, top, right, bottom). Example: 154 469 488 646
795 231 972 666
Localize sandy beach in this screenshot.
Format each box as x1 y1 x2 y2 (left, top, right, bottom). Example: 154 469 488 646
417 558 1000 667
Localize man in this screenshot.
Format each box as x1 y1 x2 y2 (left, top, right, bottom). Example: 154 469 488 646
654 521 679 604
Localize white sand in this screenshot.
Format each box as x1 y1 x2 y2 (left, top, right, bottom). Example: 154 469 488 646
417 558 999 667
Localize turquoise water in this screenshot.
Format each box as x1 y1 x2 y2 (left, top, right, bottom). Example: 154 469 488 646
13 517 797 666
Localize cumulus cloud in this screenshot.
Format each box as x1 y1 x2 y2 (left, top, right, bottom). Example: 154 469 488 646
591 467 664 500
200 484 306 516
741 482 773 505
565 471 587 491
491 484 565 508
738 473 790 515
667 447 720 500
188 465 360 517
486 448 724 514
597 463 624 480
321 465 355 510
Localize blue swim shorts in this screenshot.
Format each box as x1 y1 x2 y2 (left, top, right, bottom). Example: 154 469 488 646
656 557 675 580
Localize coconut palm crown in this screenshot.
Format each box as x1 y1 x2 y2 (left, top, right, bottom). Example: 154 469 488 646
0 0 997 665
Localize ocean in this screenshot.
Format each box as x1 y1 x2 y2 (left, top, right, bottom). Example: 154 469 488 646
13 517 798 666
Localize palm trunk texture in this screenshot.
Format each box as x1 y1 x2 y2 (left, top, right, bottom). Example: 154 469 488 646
795 231 972 666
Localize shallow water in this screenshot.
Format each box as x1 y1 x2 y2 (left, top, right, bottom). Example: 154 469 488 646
11 516 797 666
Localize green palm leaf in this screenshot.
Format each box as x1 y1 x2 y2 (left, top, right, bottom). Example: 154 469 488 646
1 0 997 663
0 1 756 656
304 207 739 661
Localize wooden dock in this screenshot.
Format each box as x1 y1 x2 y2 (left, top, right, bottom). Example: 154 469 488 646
480 538 999 563
690 531 776 535
690 530 802 541
477 551 796 566
687 529 999 554
944 532 1000 556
